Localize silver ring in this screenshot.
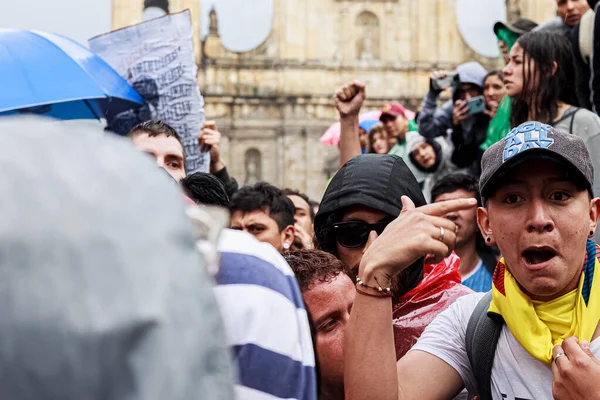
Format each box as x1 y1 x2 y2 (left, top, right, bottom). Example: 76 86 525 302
554 352 567 362
439 226 445 242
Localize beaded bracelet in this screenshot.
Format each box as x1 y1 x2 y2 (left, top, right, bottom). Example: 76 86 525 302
356 286 393 298
355 276 393 297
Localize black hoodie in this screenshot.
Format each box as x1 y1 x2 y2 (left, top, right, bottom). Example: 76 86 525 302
315 154 428 298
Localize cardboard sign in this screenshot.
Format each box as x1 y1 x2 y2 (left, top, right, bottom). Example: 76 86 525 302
89 10 208 173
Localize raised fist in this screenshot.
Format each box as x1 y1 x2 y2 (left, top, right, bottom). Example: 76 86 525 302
335 80 366 118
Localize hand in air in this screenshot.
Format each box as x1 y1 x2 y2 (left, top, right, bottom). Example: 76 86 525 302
199 121 221 158
335 80 366 118
430 70 450 81
360 196 478 278
430 70 453 92
453 99 470 126
199 120 225 172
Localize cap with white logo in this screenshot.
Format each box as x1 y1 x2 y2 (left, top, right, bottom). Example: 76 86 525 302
479 121 594 198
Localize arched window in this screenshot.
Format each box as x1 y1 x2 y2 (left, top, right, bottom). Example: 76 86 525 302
244 148 262 186
143 0 168 21
355 11 380 60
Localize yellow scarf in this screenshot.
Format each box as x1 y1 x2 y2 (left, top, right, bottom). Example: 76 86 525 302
489 239 600 364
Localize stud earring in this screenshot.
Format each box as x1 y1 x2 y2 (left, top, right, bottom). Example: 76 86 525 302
283 243 291 250
590 230 595 238
486 237 491 243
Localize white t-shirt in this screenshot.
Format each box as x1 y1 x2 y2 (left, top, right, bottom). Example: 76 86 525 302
411 292 600 400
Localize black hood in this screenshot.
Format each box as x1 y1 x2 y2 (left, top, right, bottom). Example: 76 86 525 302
316 154 426 226
315 154 427 298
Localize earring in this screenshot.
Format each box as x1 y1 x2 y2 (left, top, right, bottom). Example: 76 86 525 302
590 230 595 238
486 237 491 243
283 243 290 250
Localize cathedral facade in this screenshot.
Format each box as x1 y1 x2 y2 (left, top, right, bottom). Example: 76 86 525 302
112 0 555 200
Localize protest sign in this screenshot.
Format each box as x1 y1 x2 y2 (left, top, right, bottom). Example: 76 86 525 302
89 10 208 173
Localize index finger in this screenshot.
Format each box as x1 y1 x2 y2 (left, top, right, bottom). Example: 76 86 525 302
417 198 478 217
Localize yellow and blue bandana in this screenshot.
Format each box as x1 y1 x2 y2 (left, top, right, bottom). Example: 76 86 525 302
489 239 600 364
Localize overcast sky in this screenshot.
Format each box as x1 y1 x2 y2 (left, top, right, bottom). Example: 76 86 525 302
0 0 112 44
2 0 504 56
200 0 272 52
1 0 273 52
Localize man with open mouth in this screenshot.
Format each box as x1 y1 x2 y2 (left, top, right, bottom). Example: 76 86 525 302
344 121 600 400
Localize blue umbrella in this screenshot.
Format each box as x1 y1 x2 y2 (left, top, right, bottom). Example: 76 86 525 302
0 29 144 120
359 119 380 133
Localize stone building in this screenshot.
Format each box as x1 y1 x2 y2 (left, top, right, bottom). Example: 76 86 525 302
112 0 556 200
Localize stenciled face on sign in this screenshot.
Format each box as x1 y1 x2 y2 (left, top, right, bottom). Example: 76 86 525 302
502 122 555 162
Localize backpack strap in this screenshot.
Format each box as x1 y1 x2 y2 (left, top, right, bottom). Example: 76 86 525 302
569 107 581 135
465 292 505 400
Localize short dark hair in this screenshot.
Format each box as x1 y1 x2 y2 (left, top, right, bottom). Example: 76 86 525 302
228 182 295 231
284 249 347 292
181 172 229 207
282 188 315 222
128 120 186 160
431 172 481 206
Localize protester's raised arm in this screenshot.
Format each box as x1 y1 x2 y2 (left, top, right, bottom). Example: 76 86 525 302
200 121 239 196
345 196 478 400
417 71 449 140
335 81 365 167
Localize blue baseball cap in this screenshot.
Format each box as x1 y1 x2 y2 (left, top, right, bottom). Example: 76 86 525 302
359 119 380 132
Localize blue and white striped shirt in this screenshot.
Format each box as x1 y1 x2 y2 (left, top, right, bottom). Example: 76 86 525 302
214 229 317 400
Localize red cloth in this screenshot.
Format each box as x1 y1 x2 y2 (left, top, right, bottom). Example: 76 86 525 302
392 253 473 360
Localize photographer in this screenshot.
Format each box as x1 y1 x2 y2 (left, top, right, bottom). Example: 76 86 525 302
418 62 490 176
452 70 507 176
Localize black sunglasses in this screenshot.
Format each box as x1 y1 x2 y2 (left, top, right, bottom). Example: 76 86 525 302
333 219 394 248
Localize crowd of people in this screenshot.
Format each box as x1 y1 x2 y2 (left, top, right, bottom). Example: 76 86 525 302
5 0 600 399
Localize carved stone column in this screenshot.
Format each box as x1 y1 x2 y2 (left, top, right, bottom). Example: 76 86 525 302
112 0 144 30
506 0 521 23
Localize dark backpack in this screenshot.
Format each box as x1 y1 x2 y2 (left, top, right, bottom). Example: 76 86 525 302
465 292 505 400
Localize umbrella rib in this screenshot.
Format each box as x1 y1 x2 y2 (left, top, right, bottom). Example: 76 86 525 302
83 99 102 120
